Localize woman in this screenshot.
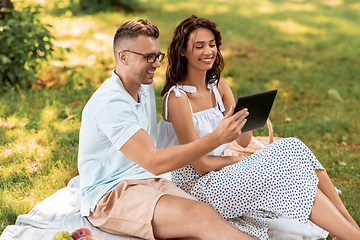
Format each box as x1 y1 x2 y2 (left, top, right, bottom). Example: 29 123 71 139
156 15 360 240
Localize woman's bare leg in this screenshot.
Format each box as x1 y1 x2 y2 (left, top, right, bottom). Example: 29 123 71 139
309 189 360 240
316 169 359 228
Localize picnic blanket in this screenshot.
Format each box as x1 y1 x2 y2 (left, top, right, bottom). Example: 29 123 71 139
0 175 329 240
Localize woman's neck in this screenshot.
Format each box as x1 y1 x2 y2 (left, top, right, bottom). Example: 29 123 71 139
183 67 208 91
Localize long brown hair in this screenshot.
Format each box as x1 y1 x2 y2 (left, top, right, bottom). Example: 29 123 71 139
161 15 224 96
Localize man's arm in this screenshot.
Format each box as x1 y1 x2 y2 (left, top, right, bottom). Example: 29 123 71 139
120 107 248 175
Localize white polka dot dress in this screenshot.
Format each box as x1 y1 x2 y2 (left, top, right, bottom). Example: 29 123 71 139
156 83 325 240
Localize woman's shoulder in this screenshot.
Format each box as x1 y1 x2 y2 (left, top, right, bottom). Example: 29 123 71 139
167 88 189 106
216 78 231 95
166 87 193 122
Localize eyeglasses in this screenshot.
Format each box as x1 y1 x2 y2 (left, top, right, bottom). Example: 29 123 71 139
123 50 165 63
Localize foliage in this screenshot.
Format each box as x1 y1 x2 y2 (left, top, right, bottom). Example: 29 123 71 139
0 5 54 93
79 0 142 13
0 0 359 236
44 0 144 16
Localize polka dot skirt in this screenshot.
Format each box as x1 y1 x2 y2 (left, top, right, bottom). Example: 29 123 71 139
171 138 325 239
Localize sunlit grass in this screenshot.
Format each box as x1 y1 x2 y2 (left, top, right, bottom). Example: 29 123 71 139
1 0 359 236
0 84 93 232
269 19 325 35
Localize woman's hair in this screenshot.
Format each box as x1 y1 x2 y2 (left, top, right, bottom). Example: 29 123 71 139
113 19 159 61
161 15 224 96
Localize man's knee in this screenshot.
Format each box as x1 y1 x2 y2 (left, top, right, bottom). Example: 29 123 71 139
153 195 208 238
155 195 216 223
183 199 220 222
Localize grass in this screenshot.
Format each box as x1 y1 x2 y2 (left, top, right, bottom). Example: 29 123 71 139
1 0 359 236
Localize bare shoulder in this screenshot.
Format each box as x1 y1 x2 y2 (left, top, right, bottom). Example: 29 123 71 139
167 90 190 107
166 90 192 122
217 78 232 97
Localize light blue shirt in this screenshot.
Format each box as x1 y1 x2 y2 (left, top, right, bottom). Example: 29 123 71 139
78 69 158 216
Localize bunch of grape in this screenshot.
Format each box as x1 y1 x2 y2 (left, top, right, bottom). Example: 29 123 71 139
53 228 106 240
52 231 74 240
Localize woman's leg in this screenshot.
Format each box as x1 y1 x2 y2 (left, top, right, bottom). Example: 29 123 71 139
316 169 359 228
309 189 360 240
291 138 359 230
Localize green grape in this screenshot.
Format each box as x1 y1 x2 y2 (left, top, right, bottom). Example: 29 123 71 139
52 231 74 240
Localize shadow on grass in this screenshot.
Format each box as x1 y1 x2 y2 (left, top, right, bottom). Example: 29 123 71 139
1 0 359 232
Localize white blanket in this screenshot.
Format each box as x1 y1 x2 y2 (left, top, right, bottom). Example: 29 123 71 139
0 176 329 240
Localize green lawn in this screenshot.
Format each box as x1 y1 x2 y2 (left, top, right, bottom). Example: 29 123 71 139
1 0 359 236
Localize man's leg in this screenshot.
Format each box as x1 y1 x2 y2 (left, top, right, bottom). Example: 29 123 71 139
152 194 255 240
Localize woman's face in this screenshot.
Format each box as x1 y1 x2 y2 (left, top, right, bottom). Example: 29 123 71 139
183 27 217 73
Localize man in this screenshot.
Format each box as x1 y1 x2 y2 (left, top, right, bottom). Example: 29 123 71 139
78 19 252 240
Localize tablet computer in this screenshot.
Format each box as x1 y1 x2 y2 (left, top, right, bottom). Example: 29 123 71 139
234 89 277 132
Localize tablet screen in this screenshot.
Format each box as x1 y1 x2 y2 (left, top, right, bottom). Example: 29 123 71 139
234 89 277 132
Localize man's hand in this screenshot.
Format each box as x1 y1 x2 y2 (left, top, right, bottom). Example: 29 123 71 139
213 106 249 145
121 107 248 176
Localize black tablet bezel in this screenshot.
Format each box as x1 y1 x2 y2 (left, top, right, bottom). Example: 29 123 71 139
234 89 277 132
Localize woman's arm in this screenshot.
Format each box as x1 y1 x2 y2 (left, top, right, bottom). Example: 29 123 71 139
120 107 247 176
167 91 242 175
217 78 252 148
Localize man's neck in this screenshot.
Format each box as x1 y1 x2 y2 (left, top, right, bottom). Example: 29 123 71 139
115 68 141 103
123 82 141 103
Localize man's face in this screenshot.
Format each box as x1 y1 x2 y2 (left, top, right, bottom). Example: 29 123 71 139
126 35 162 85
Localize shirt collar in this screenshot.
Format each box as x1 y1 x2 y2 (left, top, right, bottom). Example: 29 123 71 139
111 69 149 105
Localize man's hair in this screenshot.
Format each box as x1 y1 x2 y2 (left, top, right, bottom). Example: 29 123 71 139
161 15 224 96
113 19 159 60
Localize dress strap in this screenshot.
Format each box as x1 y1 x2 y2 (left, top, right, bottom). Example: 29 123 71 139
163 85 196 120
207 81 225 113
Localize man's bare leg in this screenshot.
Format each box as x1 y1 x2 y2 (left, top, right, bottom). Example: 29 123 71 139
152 195 255 240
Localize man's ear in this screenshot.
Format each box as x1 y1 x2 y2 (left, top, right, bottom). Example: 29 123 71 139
119 51 128 64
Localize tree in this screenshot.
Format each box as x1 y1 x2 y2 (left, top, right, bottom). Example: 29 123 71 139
0 0 14 20
0 3 54 93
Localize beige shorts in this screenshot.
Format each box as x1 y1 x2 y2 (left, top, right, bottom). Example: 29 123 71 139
87 178 195 240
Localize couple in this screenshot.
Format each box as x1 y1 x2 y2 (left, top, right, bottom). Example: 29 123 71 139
77 16 360 240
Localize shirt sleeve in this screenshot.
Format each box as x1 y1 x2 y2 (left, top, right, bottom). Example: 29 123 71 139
95 99 142 151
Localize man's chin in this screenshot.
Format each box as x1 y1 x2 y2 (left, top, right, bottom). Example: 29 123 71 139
142 84 152 86
142 79 154 85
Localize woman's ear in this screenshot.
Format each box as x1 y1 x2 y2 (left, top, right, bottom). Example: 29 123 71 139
181 48 186 57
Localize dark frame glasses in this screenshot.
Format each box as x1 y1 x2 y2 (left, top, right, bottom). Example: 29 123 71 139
123 50 165 63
